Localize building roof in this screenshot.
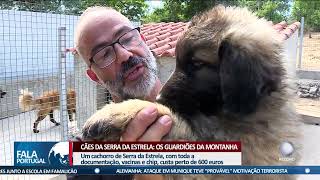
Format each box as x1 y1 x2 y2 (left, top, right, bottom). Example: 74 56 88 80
140 22 189 58
141 21 301 58
67 21 300 58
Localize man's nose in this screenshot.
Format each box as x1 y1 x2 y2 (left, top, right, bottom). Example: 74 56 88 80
113 43 133 64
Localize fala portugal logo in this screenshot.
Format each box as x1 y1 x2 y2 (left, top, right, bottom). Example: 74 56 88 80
48 142 70 166
14 142 70 166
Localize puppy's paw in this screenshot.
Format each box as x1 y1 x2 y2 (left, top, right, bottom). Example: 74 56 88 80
82 99 156 141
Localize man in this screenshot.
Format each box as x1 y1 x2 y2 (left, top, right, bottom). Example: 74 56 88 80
69 6 172 180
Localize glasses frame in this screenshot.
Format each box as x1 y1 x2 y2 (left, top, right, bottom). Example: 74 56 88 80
88 27 141 69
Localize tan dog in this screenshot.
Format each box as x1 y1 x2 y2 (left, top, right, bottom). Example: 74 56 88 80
82 5 302 180
19 88 76 133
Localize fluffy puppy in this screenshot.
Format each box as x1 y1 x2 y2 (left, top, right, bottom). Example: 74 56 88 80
82 5 302 180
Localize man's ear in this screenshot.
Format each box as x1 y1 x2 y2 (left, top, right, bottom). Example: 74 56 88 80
218 40 268 115
86 69 100 84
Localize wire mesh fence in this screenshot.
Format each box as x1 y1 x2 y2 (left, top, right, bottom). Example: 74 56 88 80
0 8 112 168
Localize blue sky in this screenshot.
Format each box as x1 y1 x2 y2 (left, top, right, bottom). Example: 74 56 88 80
146 0 164 13
145 1 295 17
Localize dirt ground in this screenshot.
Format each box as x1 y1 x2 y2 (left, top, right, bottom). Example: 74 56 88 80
294 98 320 118
300 32 320 70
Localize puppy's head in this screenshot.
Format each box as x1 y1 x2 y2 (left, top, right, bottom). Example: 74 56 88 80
157 5 285 117
0 89 6 98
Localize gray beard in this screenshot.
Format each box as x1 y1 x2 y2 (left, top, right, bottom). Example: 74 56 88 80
101 50 158 101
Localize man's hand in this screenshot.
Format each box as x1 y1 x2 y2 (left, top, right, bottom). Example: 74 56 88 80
121 106 170 180
121 106 172 141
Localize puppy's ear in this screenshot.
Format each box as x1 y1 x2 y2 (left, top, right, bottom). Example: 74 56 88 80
218 40 269 115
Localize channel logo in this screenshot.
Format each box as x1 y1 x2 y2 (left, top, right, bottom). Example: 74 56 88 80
279 141 296 162
14 142 70 166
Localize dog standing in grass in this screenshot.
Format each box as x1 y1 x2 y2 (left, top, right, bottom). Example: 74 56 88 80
19 89 76 133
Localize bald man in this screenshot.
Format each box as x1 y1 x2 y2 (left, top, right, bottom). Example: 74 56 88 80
69 6 171 180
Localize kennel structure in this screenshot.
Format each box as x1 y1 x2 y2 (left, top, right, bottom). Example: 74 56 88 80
0 10 112 166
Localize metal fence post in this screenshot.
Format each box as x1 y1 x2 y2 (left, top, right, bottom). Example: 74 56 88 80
58 27 68 141
298 17 304 69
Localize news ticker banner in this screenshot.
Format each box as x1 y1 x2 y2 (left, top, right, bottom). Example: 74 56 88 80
72 142 241 166
6 141 319 175
14 141 241 167
1 166 320 175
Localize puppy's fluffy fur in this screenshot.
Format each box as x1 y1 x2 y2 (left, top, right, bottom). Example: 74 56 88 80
19 88 76 133
82 5 302 180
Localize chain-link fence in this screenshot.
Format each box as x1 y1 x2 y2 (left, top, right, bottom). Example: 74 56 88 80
0 9 112 168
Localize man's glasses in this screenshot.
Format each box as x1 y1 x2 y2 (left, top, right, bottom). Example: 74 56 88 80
89 27 142 69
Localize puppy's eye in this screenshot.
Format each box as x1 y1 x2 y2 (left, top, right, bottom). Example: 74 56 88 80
191 56 206 68
192 61 205 68
186 59 205 75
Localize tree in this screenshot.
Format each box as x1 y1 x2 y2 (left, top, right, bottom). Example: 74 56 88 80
292 0 320 38
183 0 238 20
143 0 289 23
142 0 186 23
80 0 148 21
142 0 234 23
237 0 290 23
0 0 66 13
0 0 149 21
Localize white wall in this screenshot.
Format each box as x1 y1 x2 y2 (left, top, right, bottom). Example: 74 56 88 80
0 10 79 80
283 31 299 78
